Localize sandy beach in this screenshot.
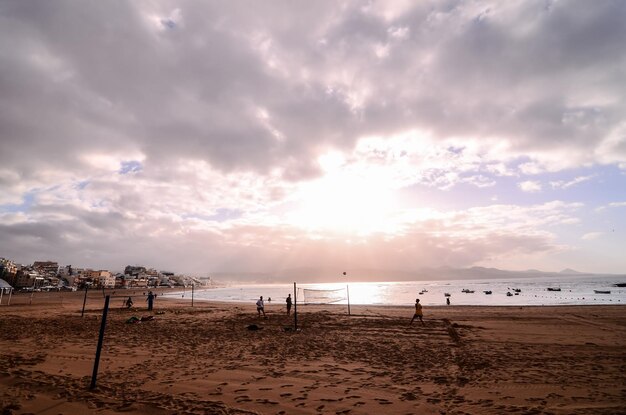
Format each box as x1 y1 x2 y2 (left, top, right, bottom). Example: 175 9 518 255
1 291 625 414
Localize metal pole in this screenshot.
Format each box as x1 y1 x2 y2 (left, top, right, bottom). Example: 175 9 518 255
0 289 3 305
293 282 298 331
7 288 12 306
347 284 351 316
191 284 194 307
90 295 110 389
81 286 88 317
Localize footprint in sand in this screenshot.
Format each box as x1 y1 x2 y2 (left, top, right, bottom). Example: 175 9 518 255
291 396 307 401
235 396 252 403
399 392 417 401
255 398 278 405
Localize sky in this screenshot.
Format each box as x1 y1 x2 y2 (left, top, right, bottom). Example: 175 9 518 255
1 0 625 277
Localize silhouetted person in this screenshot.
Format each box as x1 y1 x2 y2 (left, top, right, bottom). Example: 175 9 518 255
256 296 266 317
446 297 450 306
147 291 155 311
286 294 292 315
125 296 133 309
410 298 425 325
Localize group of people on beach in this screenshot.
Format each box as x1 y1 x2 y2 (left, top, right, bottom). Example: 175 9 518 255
255 293 425 326
124 291 156 311
255 294 292 318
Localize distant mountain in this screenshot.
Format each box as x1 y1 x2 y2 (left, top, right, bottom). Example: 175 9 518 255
559 268 583 274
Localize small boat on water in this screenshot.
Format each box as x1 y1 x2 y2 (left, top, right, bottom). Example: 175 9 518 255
614 283 626 287
506 292 513 297
483 290 492 295
461 289 475 293
594 290 611 294
513 288 521 293
547 287 561 292
444 293 451 297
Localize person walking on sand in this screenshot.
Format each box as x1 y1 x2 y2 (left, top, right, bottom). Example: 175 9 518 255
286 293 292 315
410 298 425 326
256 296 266 318
446 297 450 306
147 291 155 311
125 296 133 309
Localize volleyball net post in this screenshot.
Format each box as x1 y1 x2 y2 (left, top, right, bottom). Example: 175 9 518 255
293 282 298 331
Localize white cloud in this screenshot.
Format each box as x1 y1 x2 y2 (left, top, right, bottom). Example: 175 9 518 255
518 180 542 193
582 232 603 240
550 175 594 189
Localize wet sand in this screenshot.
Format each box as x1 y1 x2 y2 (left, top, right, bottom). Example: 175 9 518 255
1 291 625 414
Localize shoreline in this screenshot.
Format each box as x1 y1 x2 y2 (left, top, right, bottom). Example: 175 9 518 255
1 293 625 414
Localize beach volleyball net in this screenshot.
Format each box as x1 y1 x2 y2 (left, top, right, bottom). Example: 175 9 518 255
297 287 347 305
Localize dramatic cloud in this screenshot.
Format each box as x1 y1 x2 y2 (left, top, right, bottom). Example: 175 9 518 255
1 0 625 275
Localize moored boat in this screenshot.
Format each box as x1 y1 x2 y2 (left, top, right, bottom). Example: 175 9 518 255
594 290 611 294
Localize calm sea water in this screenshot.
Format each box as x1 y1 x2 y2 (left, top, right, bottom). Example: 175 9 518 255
175 275 626 306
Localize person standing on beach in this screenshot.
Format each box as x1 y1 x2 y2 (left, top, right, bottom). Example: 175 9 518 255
256 296 266 318
410 298 425 325
446 297 450 306
286 294 292 315
147 291 155 311
125 296 133 309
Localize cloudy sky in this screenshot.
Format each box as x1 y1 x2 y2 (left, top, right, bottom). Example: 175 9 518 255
1 0 625 277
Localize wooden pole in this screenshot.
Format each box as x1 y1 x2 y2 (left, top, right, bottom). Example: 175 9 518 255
7 288 12 306
347 284 351 316
90 295 110 389
191 284 194 307
81 286 88 317
293 282 298 331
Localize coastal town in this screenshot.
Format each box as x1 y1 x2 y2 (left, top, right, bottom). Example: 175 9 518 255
0 257 208 291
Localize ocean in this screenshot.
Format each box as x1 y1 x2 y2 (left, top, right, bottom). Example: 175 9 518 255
174 274 626 307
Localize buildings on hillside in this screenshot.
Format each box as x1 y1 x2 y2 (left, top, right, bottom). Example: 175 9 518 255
0 257 206 290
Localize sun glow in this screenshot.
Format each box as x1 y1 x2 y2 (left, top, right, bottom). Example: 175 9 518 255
287 154 400 235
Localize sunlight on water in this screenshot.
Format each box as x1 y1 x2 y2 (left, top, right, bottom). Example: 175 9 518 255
185 275 626 307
